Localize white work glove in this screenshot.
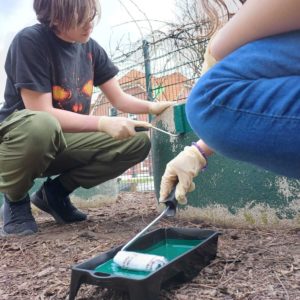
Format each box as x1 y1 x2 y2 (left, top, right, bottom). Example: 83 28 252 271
97 116 151 140
149 101 173 115
201 39 218 76
159 145 207 205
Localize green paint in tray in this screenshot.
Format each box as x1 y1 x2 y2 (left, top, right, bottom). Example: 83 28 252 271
94 239 204 280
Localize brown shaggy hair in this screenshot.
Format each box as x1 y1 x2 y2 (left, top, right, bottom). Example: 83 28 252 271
200 0 246 36
33 0 101 31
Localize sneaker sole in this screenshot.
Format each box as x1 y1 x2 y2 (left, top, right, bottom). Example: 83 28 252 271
0 228 37 237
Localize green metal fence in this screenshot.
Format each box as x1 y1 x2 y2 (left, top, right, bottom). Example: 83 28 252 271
92 28 207 193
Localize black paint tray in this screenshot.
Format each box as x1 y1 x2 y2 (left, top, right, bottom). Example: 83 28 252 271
69 227 219 300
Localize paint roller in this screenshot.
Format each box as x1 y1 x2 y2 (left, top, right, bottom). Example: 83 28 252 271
135 125 180 137
113 187 178 272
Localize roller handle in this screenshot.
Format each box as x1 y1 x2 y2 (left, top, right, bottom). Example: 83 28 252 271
164 186 178 217
135 126 150 132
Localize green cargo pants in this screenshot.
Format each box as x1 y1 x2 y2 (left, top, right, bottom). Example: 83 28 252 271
0 110 151 201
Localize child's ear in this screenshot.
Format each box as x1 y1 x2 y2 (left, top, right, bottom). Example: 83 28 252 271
52 20 60 27
51 21 61 34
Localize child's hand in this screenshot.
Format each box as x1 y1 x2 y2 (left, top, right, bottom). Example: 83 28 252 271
149 101 173 115
159 145 207 205
201 37 218 76
97 116 151 140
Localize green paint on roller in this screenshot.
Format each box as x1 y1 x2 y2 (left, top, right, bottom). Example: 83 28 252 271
94 238 202 279
173 103 193 134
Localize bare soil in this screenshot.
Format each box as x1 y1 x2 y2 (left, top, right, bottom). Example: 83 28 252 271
1 192 299 300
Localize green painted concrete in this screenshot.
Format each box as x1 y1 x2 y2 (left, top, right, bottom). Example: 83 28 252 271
152 103 300 216
173 104 192 134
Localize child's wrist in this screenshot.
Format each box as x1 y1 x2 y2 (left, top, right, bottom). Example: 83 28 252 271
192 142 208 170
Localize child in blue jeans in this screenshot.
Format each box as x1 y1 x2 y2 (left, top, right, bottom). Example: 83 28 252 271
160 0 300 205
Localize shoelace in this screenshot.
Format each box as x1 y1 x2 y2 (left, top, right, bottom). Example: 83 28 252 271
9 201 34 222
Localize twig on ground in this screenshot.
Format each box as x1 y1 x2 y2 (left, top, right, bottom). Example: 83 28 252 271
273 270 290 300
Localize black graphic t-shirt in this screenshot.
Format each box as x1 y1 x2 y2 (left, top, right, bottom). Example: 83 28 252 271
0 23 119 122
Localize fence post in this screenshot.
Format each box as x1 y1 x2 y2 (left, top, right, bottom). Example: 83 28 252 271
142 40 153 122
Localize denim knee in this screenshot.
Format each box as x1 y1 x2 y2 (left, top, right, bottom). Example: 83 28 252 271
185 31 300 178
186 76 300 178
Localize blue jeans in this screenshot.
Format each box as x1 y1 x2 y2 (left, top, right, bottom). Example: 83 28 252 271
186 30 300 178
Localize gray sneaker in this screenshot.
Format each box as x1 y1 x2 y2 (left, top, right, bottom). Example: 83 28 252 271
1 194 38 236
